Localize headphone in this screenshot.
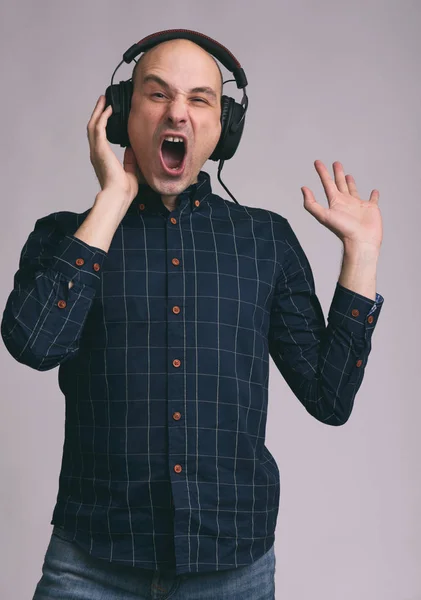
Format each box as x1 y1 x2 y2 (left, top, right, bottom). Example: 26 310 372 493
104 29 249 203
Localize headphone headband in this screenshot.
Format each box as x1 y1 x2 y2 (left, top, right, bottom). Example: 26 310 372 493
122 28 248 89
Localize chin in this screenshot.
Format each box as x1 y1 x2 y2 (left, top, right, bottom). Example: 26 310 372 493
148 167 199 196
155 178 192 197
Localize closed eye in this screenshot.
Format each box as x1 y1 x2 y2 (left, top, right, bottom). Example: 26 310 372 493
151 93 207 104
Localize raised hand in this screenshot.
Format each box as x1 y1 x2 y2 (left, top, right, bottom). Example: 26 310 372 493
302 160 382 250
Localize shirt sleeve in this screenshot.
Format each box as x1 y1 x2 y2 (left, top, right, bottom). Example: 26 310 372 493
1 212 107 371
268 219 384 426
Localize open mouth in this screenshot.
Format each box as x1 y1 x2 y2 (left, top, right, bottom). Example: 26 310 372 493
159 136 187 176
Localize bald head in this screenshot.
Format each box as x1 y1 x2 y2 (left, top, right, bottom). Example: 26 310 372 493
132 39 223 98
127 37 224 198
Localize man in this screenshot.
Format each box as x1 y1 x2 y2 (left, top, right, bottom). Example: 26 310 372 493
1 37 384 600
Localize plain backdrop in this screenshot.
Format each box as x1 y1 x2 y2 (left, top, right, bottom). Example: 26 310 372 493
0 1 418 598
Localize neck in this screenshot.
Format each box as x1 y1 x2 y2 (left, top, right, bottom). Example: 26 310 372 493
161 195 178 211
136 169 201 211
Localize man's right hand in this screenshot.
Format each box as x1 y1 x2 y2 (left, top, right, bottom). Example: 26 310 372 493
68 96 143 263
87 94 139 202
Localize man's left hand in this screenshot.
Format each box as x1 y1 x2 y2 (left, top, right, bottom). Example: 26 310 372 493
302 160 383 250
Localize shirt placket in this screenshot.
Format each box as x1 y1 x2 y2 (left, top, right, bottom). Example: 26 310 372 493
166 198 191 519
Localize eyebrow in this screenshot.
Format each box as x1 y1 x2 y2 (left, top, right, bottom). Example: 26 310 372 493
142 74 217 100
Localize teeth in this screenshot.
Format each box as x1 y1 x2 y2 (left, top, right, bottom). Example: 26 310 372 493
164 136 184 143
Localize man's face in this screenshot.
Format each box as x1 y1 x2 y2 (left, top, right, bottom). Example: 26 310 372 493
127 40 222 197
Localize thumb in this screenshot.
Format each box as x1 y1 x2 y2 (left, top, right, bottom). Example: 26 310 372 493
302 187 326 223
123 146 137 175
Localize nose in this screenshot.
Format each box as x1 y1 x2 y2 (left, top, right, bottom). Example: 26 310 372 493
165 95 188 127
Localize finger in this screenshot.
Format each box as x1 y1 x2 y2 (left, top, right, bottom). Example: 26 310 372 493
89 104 112 148
332 161 349 194
87 96 109 143
87 97 103 146
89 95 105 121
369 189 380 203
97 104 113 135
314 160 338 202
345 173 360 198
87 96 106 134
302 187 328 223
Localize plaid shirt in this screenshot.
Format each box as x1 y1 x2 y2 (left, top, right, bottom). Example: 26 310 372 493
1 170 384 575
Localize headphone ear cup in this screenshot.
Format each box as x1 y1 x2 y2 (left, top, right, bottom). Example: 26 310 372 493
105 80 133 147
209 95 232 162
220 94 232 138
209 95 245 161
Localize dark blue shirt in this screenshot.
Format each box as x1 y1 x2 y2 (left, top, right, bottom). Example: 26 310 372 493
1 170 384 575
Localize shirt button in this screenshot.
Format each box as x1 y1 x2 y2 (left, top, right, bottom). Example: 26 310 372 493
139 203 145 211
57 300 67 309
173 359 181 368
172 306 180 314
174 464 183 473
75 258 84 266
93 263 101 272
170 217 177 224
172 258 180 266
351 309 359 317
356 359 363 367
367 315 374 324
172 412 181 420
194 200 200 207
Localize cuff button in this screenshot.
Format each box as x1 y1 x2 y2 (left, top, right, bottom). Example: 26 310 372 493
367 315 374 323
75 258 84 266
351 309 359 317
93 263 101 272
57 300 67 309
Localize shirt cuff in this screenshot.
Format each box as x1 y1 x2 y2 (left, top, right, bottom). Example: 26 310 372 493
51 234 108 293
327 281 384 335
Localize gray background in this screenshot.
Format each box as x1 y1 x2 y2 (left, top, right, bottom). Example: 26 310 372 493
0 1 417 598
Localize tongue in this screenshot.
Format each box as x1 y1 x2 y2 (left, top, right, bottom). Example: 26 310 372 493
162 141 184 169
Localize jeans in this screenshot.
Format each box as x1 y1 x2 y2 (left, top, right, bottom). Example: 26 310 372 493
32 525 276 599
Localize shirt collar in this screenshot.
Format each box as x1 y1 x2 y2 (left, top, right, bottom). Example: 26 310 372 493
128 170 212 217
